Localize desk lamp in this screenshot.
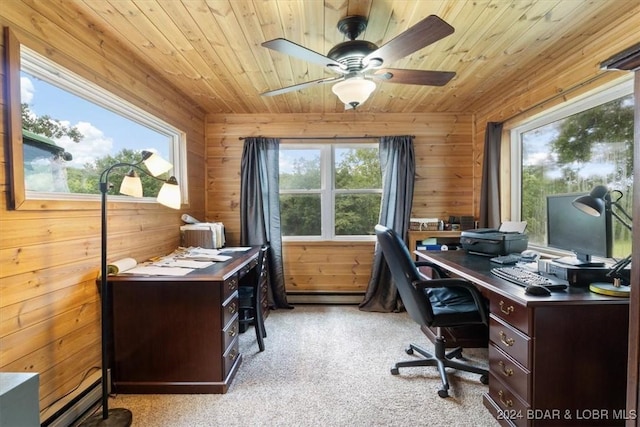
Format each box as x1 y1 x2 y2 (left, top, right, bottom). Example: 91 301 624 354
81 151 181 427
572 185 632 297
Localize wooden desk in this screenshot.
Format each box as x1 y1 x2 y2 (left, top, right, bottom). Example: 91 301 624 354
415 250 630 427
107 247 260 394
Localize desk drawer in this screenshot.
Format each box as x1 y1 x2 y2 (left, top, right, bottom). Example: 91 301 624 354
223 337 240 379
490 315 531 369
488 372 530 427
222 294 238 329
489 295 530 335
238 257 258 279
223 275 239 300
222 313 239 351
489 344 531 402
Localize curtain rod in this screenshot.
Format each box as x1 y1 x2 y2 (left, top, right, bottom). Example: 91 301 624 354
238 135 415 140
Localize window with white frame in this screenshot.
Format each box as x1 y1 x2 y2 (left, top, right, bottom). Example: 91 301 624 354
511 78 634 259
279 143 382 239
19 46 187 202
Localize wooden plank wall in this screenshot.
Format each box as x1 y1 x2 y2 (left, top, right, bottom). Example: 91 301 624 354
0 1 206 421
472 6 640 219
205 112 474 294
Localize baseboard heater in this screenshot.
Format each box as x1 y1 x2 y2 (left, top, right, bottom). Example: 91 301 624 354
286 292 364 305
42 375 102 427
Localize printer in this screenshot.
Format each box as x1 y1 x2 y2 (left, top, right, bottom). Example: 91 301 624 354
460 222 528 256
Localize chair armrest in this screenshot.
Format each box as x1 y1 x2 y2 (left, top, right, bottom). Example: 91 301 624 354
414 261 449 279
413 278 489 325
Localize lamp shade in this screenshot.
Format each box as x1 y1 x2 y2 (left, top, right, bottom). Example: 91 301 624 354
119 170 143 197
156 176 181 209
572 185 608 217
143 152 173 177
332 78 376 108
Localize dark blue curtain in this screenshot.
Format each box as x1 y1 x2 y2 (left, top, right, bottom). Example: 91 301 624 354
240 137 292 309
479 122 503 229
360 135 415 312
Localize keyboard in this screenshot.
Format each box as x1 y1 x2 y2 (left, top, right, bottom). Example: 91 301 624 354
491 266 568 290
490 254 521 265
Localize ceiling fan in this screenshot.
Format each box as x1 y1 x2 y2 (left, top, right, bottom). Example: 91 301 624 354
260 15 456 109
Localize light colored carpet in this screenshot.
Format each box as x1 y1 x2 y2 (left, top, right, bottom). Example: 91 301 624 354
109 305 498 426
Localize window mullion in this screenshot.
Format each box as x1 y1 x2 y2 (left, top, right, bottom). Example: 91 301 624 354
321 145 333 239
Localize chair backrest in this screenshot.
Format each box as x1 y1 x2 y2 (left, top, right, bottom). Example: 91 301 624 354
255 245 269 298
374 224 435 326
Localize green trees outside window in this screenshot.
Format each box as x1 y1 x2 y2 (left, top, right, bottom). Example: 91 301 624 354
279 145 382 238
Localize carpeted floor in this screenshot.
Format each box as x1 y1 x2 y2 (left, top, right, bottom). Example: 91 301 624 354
107 305 499 426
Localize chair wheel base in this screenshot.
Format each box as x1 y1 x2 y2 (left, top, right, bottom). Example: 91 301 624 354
390 367 399 375
405 347 414 355
438 389 449 398
480 374 489 385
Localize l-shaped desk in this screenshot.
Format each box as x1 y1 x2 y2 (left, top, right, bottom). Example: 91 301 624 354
414 250 630 427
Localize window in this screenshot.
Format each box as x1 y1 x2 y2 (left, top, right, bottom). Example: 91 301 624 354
6 30 187 209
511 78 634 259
279 143 382 239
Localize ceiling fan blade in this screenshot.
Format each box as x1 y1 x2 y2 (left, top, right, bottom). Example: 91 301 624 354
262 38 347 72
364 15 454 67
372 69 455 86
261 76 344 97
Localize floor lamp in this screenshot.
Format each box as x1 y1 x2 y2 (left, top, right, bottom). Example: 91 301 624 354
81 151 181 427
572 185 632 297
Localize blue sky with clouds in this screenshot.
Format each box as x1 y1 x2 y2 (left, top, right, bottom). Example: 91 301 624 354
21 71 170 168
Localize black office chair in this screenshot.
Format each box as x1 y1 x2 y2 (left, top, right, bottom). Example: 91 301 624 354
374 224 489 397
238 245 268 352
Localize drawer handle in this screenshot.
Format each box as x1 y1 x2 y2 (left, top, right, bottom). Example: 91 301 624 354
228 279 238 291
498 390 513 407
499 301 514 315
498 360 514 377
228 302 237 315
228 326 238 337
499 331 515 347
228 349 239 361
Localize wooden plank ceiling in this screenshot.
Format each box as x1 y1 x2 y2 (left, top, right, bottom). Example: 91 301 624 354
63 0 639 115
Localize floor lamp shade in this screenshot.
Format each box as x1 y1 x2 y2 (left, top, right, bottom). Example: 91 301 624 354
142 151 173 177
119 170 143 198
156 176 181 209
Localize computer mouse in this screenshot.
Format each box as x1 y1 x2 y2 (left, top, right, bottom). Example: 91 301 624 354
524 285 551 296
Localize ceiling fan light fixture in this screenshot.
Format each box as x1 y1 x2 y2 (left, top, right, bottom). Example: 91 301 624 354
332 78 376 108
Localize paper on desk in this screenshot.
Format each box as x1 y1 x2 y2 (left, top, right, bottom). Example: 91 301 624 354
124 265 194 276
107 257 138 275
180 247 231 261
188 248 220 256
153 259 214 269
499 221 527 233
220 247 251 252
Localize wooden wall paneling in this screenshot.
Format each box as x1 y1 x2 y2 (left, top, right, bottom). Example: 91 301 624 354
0 1 206 420
282 242 375 293
205 112 473 293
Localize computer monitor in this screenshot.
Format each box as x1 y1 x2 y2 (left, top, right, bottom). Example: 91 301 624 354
546 192 612 267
